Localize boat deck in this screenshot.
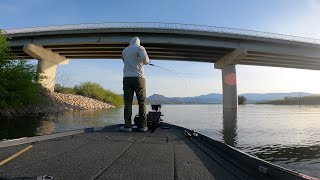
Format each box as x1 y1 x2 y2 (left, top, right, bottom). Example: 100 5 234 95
0 124 303 180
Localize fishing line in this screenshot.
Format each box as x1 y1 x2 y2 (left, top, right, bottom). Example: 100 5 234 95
148 63 188 89
148 63 196 104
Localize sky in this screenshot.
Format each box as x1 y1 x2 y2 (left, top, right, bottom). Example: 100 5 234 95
1 0 320 97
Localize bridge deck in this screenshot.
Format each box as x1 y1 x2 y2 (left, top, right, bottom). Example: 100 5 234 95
6 23 320 70
0 124 259 180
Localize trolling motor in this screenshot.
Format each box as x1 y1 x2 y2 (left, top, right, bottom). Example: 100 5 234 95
134 104 163 130
147 104 163 128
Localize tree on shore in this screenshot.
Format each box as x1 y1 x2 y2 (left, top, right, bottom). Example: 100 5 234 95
0 32 43 108
238 95 247 105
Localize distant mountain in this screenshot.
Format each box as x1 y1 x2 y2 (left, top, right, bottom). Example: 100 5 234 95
147 94 221 104
195 93 222 99
146 92 317 104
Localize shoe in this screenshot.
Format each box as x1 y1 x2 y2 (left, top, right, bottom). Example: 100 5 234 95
140 127 148 132
119 126 132 132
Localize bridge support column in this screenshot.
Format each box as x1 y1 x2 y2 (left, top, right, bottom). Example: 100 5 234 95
215 48 247 111
23 44 69 92
222 65 238 110
37 60 58 92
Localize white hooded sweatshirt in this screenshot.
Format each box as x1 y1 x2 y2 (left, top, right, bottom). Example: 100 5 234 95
122 37 150 78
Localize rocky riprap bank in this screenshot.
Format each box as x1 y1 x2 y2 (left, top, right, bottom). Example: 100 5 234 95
0 92 116 118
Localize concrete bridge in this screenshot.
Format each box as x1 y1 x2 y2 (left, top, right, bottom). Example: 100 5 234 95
5 22 320 111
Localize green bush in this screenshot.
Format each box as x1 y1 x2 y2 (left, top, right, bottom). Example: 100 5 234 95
55 82 123 106
0 32 44 108
75 82 123 106
54 84 76 94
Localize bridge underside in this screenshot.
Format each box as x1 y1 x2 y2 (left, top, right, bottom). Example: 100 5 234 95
10 43 229 63
10 43 320 71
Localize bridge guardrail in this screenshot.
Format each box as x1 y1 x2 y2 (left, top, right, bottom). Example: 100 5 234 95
4 22 320 45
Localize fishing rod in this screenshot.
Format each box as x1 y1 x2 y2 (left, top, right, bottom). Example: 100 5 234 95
124 60 188 88
147 63 188 88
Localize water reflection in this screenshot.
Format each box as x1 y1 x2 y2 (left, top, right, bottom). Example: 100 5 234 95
1 105 319 178
36 120 55 136
0 117 41 140
248 145 320 164
45 108 123 133
221 108 238 147
241 144 320 177
0 108 123 140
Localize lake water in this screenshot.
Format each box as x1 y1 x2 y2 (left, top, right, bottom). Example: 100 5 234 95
1 104 320 178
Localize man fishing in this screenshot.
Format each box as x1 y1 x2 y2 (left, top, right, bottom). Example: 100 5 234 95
120 37 150 132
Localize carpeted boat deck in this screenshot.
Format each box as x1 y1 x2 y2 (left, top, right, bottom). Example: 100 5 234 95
0 124 258 180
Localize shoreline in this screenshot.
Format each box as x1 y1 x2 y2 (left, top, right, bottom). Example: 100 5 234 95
0 92 116 119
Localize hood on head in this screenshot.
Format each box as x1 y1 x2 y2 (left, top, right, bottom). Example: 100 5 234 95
129 37 140 45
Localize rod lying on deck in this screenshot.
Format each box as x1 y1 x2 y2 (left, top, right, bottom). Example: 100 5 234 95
0 143 35 166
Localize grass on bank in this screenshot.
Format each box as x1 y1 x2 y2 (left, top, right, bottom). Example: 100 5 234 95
55 82 123 106
257 96 320 105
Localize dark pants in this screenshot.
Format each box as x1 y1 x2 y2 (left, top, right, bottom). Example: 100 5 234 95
123 77 147 128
